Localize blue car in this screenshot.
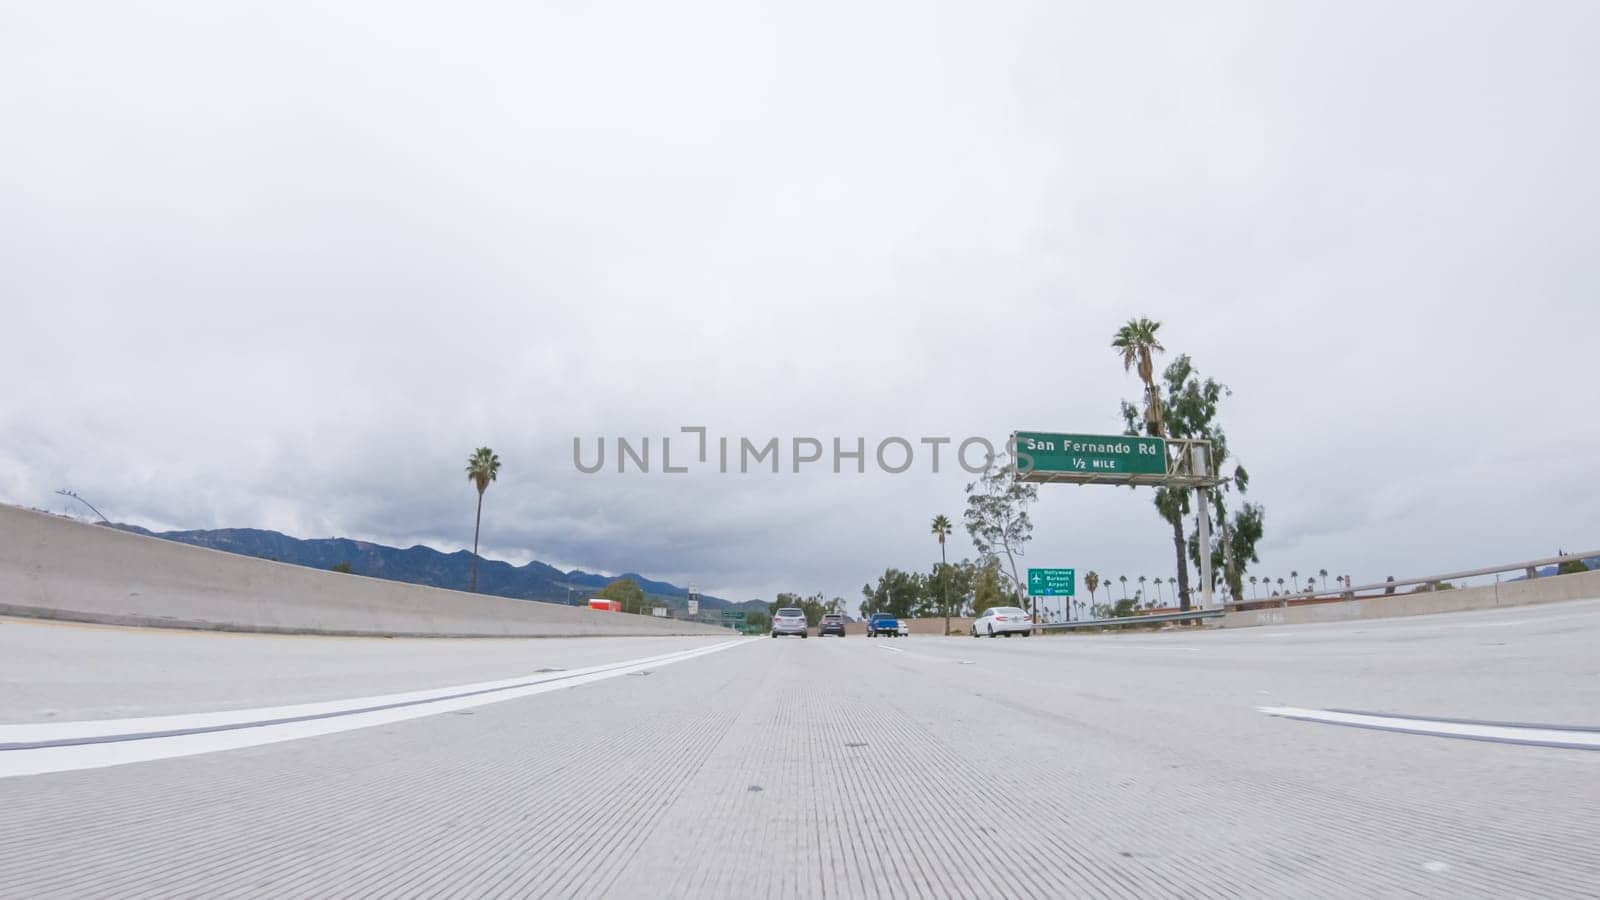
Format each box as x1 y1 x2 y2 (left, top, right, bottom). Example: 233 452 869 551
867 613 900 637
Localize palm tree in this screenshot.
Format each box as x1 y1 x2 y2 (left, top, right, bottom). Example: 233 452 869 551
931 514 953 634
1277 577 1286 594
465 447 501 592
1152 578 1163 604
1115 318 1201 615
1084 571 1100 606
1112 317 1166 436
1249 575 1258 598
1290 570 1300 592
1319 568 1328 591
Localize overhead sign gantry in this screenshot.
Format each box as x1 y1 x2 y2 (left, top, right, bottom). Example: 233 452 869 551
1012 431 1223 489
1011 430 1226 611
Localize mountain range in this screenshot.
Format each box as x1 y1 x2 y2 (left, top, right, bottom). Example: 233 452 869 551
107 522 764 612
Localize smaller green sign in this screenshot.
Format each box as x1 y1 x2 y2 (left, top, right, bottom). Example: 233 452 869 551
721 610 746 622
1027 568 1076 597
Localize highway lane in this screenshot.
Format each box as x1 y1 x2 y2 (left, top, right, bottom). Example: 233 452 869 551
0 617 738 721
3 600 1598 898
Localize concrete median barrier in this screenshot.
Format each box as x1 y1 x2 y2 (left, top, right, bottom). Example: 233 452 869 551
0 504 730 638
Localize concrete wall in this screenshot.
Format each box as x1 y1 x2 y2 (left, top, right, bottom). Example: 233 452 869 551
0 504 731 638
1219 568 1600 628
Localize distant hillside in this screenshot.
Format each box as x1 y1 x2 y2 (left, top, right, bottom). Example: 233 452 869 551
107 523 738 609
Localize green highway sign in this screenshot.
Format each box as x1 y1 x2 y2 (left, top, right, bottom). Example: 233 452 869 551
1027 568 1076 597
1015 431 1166 478
721 610 746 623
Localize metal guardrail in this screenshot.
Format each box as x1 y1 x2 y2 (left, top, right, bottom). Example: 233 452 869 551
1035 608 1223 630
1225 548 1600 610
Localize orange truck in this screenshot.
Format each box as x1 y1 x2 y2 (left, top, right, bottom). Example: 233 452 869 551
588 598 622 612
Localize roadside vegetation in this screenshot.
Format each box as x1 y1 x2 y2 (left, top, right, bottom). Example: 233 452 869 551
1114 318 1267 609
851 317 1276 623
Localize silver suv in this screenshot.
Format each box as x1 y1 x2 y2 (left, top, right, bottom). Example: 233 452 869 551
770 607 808 638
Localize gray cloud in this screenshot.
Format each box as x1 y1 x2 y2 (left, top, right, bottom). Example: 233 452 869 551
4 1 1598 606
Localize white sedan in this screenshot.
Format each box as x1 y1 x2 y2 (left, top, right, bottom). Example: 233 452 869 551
971 606 1033 638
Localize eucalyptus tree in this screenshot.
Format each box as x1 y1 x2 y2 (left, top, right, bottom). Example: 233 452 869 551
1161 355 1264 607
1121 352 1266 611
963 449 1037 606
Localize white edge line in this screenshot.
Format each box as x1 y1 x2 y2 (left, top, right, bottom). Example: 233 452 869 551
1 639 748 742
0 639 753 778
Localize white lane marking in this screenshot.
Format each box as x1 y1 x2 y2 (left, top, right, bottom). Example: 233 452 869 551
0 640 751 778
875 643 904 653
1258 707 1600 750
2 640 743 743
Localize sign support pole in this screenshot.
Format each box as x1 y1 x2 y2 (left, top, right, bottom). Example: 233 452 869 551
1192 445 1214 610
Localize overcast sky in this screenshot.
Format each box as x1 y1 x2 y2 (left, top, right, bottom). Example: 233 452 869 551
3 1 1597 607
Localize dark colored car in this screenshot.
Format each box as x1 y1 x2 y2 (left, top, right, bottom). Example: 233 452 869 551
867 612 900 637
819 613 846 637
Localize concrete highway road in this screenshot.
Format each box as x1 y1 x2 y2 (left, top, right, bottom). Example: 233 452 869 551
3 600 1598 898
